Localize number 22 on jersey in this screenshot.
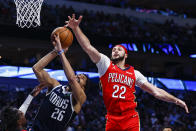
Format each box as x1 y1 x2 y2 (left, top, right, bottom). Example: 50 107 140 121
112 85 126 99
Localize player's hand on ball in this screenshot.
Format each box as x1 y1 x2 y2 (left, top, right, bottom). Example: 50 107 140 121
52 34 68 53
52 34 62 52
65 14 83 30
63 48 69 53
176 99 189 113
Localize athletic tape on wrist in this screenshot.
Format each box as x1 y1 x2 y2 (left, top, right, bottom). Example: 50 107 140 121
58 49 64 55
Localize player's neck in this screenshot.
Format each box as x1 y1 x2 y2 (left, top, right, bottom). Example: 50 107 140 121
115 61 126 69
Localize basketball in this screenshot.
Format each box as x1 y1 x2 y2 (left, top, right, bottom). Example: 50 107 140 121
51 27 73 49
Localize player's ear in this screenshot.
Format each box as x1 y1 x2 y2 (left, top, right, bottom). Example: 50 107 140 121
125 53 128 59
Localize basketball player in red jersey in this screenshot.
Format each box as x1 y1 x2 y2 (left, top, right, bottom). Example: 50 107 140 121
65 14 189 131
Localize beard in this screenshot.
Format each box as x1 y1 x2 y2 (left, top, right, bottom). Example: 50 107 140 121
111 54 125 63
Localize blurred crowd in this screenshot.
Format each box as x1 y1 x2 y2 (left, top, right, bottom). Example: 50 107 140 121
0 82 195 131
0 0 195 45
0 0 195 59
0 1 195 129
0 1 195 130
0 0 195 81
72 0 189 18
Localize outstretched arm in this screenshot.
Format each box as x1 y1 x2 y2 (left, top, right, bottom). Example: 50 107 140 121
53 34 86 106
140 82 189 113
65 14 101 64
32 50 60 88
19 83 47 114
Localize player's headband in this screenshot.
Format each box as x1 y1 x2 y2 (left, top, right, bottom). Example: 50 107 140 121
115 45 128 54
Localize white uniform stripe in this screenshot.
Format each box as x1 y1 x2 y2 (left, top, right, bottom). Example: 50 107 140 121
96 54 147 87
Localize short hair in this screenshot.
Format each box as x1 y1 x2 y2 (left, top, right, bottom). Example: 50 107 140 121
0 106 20 131
66 74 90 93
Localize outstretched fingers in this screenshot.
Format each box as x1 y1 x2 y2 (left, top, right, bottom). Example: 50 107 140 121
78 15 83 23
64 24 68 28
72 14 75 19
65 14 83 28
179 101 189 113
68 15 72 20
64 21 69 27
184 104 189 113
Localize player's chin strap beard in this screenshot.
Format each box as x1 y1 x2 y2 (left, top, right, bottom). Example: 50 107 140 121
111 55 125 64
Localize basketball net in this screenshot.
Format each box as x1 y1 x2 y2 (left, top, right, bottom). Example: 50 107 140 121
14 0 44 28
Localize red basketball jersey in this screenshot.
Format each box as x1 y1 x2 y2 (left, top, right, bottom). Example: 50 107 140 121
100 62 137 115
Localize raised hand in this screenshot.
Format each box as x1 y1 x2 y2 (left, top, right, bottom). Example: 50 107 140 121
65 14 83 30
52 33 62 52
176 99 189 113
30 83 48 97
52 34 68 53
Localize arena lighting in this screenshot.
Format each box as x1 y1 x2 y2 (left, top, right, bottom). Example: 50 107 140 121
132 43 138 51
0 66 195 91
174 44 181 56
0 66 18 77
0 66 99 81
157 78 196 91
157 78 185 90
109 43 181 56
0 66 51 77
190 54 196 58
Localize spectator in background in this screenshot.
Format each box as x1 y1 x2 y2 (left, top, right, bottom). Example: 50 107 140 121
0 83 47 131
0 82 194 130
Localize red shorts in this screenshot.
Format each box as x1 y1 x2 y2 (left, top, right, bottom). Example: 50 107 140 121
105 112 140 131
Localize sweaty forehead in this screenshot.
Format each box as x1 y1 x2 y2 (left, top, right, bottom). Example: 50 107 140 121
113 46 123 50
